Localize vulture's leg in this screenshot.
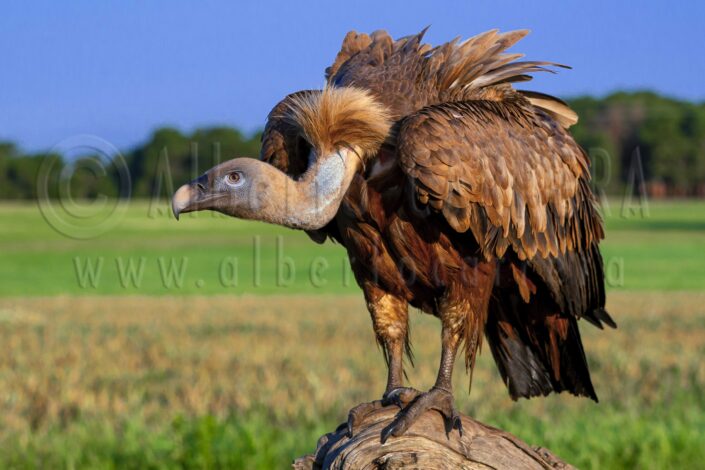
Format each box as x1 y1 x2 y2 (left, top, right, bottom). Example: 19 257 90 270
347 286 415 437
380 262 495 442
380 310 464 443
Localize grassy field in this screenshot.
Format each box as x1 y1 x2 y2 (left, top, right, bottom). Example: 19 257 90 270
0 199 704 469
0 199 704 296
0 294 704 469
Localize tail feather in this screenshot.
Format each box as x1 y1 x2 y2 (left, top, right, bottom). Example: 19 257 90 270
486 288 598 401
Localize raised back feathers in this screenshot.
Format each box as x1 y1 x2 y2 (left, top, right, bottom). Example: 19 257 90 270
326 28 578 127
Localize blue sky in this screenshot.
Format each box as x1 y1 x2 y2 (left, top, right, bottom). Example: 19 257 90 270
1 1 703 153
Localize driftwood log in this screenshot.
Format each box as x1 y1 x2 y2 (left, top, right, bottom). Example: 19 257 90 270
293 405 573 470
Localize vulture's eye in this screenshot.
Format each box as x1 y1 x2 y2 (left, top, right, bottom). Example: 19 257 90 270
225 171 244 187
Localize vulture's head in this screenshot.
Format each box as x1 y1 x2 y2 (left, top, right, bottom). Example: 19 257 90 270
171 157 275 221
172 86 391 230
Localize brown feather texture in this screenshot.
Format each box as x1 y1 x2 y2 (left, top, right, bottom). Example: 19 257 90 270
398 99 603 261
260 90 321 176
245 27 614 412
325 28 576 127
276 86 391 160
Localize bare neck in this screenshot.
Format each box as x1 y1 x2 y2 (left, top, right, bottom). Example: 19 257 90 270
248 150 360 231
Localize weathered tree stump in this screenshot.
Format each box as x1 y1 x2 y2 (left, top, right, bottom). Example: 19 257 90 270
293 405 573 469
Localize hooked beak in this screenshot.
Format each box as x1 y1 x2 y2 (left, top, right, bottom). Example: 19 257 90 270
172 174 209 220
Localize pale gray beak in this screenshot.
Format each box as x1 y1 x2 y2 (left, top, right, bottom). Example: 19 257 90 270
171 173 209 220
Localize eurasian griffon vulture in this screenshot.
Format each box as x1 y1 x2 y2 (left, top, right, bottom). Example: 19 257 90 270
172 28 615 442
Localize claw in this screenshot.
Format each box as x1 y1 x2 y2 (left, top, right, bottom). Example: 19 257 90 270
380 419 403 445
380 423 395 445
346 415 354 438
382 387 421 407
379 387 461 443
443 412 463 437
346 400 383 438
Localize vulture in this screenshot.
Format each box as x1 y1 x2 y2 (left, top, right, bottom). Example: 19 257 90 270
172 28 616 442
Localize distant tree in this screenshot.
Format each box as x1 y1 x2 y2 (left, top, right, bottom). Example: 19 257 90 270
1 92 704 199
0 142 17 198
568 91 705 196
126 127 261 200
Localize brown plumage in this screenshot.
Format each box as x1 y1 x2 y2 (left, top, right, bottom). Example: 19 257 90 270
173 27 616 442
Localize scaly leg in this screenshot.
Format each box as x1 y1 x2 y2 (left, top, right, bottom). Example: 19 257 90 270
381 311 464 443
347 285 417 436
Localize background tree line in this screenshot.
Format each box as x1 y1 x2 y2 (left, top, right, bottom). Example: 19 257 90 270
1 91 704 200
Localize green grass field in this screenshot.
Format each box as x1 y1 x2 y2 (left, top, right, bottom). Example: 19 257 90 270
0 199 704 469
1 199 704 296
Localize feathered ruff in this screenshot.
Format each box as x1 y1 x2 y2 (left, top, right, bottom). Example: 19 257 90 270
260 90 321 176
276 86 391 159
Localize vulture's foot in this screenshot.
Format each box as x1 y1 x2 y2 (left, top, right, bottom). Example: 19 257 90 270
346 387 421 437
382 387 422 407
380 387 462 444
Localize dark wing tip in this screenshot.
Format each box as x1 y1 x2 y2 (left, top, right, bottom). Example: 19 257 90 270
580 308 617 330
595 308 617 329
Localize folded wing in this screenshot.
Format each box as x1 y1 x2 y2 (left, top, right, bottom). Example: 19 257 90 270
398 98 603 261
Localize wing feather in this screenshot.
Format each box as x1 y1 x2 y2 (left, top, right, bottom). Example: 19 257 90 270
398 99 604 261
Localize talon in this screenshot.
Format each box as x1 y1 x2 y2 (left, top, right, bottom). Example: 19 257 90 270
444 412 463 437
346 400 383 438
382 387 421 407
346 415 354 438
380 419 403 444
380 387 461 442
380 424 394 444
454 416 463 437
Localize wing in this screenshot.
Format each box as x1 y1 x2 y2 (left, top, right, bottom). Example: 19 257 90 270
398 98 603 262
397 99 614 399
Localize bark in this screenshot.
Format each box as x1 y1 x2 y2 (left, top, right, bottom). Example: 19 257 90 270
293 405 573 470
